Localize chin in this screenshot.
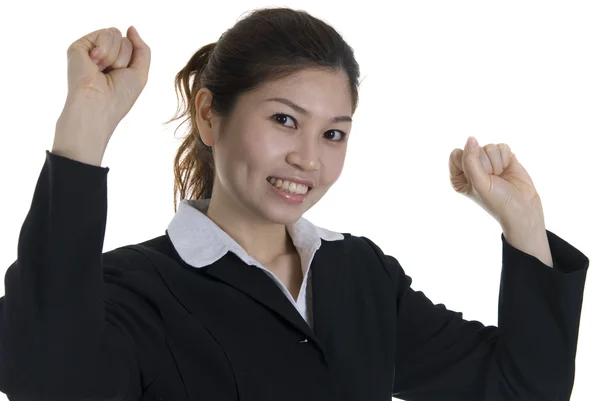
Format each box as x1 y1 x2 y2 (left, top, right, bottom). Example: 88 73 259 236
260 205 306 225
258 195 316 225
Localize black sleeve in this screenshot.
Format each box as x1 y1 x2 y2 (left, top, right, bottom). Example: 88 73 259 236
363 229 589 401
0 151 143 400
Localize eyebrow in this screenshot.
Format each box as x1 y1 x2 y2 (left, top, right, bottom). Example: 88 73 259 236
265 97 353 123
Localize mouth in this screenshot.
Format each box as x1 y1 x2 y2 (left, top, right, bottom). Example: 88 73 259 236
266 176 313 195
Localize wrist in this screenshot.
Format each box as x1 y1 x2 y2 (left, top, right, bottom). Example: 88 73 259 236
53 119 108 167
503 224 554 268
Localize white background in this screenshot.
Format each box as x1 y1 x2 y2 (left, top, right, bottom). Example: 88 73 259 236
0 0 597 399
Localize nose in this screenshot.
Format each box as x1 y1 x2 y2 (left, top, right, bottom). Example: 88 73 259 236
286 137 321 172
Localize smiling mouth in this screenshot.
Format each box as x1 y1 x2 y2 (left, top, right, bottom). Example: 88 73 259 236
266 176 312 195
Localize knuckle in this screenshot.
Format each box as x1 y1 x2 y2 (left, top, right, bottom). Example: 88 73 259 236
123 37 133 51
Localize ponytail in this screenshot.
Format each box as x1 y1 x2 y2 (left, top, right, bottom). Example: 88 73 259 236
164 42 218 213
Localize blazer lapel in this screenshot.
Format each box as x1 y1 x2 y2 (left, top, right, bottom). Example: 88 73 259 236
310 237 348 351
203 252 319 345
136 236 346 361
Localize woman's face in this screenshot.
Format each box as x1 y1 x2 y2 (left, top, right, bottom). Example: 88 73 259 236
207 67 354 225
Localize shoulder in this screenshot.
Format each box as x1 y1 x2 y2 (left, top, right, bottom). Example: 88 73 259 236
320 232 406 286
99 234 176 295
102 234 175 270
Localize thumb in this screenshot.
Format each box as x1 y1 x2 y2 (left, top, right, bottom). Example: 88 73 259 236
462 136 491 194
126 26 151 79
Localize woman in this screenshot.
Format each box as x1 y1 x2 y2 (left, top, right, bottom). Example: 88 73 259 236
0 7 589 401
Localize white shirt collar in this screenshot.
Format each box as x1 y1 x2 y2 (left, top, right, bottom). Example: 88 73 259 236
166 198 344 273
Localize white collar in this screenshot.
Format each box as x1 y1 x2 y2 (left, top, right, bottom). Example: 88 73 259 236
166 198 344 273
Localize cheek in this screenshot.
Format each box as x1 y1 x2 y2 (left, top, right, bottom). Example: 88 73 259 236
321 149 347 184
239 132 271 165
241 126 289 163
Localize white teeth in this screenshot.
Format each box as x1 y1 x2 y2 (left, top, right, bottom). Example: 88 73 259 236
267 177 309 195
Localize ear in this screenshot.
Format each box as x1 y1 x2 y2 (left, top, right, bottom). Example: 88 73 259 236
195 88 216 147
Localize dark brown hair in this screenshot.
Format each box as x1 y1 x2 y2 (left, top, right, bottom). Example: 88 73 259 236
164 7 361 213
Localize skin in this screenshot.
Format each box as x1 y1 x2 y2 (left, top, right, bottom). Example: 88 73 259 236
194 67 354 296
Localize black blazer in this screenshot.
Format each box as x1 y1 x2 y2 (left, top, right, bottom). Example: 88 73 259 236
0 151 590 401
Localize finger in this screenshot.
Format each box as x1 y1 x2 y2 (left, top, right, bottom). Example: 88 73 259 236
69 28 103 54
110 37 133 69
483 144 503 175
462 136 491 193
449 148 464 177
449 148 469 193
473 144 493 175
89 28 117 62
126 26 151 80
66 28 105 69
498 143 513 167
96 28 122 70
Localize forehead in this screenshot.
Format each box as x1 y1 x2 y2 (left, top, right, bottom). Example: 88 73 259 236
241 68 353 115
263 68 349 91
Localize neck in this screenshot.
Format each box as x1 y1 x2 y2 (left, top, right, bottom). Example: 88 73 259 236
206 187 296 265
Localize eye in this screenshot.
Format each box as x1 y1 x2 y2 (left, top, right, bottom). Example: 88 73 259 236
271 113 347 142
324 130 347 142
272 113 297 128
